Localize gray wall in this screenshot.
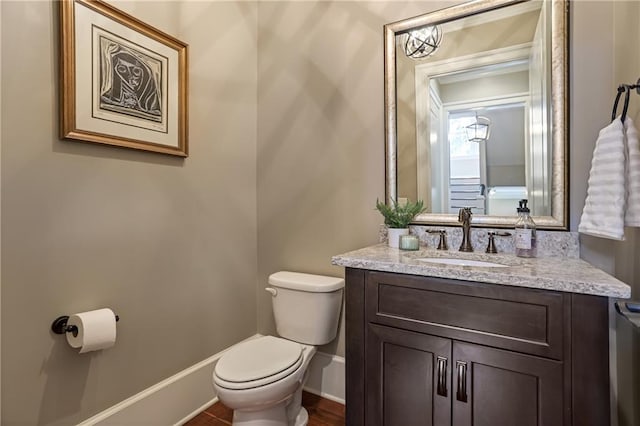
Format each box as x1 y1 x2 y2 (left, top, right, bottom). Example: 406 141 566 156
611 1 640 297
484 106 526 187
256 0 640 363
610 3 640 425
1 1 258 424
255 0 457 357
572 0 639 292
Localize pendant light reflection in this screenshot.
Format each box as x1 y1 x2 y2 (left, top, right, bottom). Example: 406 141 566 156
466 114 491 143
402 26 443 59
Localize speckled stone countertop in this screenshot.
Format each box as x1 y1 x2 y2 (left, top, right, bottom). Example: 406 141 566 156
332 244 630 298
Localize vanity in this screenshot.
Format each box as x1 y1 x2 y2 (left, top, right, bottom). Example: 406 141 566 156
354 0 631 423
332 245 630 426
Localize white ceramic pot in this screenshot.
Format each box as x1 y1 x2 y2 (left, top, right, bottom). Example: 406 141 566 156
387 228 409 248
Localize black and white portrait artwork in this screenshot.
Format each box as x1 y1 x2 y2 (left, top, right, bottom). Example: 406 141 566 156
65 1 186 156
99 36 163 123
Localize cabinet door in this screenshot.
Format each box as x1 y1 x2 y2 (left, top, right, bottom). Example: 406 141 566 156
367 324 451 426
452 341 563 426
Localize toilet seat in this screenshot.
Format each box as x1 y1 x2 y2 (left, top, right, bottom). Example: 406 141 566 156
214 336 303 390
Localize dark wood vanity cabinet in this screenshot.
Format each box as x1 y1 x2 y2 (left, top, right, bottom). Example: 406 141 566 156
345 268 611 426
367 324 563 426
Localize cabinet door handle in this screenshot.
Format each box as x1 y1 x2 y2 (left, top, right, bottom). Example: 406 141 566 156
456 361 467 402
436 356 447 397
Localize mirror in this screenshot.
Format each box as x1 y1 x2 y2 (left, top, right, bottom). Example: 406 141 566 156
385 0 568 229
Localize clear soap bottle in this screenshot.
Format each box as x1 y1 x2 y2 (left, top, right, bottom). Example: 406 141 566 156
515 199 537 258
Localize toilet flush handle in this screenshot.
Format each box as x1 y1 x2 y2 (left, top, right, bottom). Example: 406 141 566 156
265 287 277 297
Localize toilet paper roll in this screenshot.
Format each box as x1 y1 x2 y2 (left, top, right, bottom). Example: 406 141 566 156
66 308 117 354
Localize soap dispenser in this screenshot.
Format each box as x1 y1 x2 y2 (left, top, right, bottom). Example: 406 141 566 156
515 199 537 258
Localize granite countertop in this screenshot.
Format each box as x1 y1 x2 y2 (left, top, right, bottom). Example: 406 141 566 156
331 244 631 298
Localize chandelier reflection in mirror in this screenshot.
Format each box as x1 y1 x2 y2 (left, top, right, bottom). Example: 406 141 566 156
466 114 491 143
402 25 443 59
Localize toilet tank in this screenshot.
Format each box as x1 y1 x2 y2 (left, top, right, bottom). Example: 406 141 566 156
267 271 344 345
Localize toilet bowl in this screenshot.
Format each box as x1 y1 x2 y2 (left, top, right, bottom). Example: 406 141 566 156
214 336 316 426
212 271 344 426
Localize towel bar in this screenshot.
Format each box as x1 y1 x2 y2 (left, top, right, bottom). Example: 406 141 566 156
612 78 640 123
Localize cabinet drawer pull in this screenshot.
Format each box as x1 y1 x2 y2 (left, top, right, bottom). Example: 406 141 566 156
456 361 468 402
436 356 447 397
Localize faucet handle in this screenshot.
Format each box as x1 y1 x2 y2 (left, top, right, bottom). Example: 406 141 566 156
427 229 448 250
437 230 448 251
485 231 512 253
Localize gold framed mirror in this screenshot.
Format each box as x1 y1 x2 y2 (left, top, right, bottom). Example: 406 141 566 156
385 0 568 229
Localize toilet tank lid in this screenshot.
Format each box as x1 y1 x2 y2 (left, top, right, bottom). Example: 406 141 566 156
268 271 345 292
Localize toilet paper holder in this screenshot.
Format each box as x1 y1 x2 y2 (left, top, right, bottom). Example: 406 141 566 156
51 314 120 336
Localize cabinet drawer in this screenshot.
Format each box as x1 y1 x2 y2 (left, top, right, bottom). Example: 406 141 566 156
366 271 567 359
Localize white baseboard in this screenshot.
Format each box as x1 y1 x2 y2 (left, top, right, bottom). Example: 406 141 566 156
304 351 345 404
78 334 259 426
78 335 345 425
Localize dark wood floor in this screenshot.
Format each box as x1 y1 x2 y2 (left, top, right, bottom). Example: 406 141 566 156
184 391 345 426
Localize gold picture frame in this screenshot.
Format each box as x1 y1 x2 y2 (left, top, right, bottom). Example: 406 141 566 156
60 0 189 157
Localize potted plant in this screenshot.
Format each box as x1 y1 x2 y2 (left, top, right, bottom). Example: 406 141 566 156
376 198 426 248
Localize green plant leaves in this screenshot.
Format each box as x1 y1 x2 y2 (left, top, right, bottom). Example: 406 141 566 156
375 198 426 228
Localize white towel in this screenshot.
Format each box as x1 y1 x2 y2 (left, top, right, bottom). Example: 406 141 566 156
578 118 627 240
625 118 640 226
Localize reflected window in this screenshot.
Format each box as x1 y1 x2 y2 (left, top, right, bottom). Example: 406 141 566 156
447 112 485 214
449 112 480 179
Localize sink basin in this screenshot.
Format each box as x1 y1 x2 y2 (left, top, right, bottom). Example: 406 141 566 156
417 258 508 268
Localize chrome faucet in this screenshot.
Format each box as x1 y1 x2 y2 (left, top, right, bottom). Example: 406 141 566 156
458 207 473 252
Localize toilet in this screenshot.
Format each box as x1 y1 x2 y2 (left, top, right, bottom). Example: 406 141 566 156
213 271 345 426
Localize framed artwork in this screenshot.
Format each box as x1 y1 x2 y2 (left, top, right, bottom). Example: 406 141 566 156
60 0 189 157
